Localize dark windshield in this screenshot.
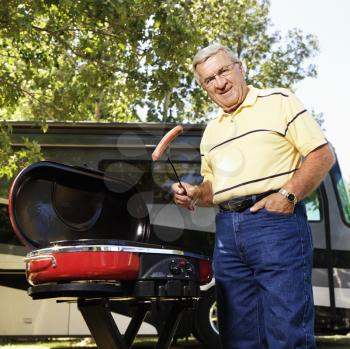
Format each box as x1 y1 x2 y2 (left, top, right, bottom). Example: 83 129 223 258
331 162 350 225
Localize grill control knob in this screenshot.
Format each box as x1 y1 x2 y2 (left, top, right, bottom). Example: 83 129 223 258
169 261 182 275
185 262 194 275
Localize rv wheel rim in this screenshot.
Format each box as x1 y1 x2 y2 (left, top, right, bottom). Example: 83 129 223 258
209 301 219 334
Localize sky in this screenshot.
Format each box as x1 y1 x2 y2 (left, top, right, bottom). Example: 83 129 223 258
269 0 350 178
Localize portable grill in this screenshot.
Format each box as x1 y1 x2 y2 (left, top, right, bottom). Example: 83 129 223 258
9 161 212 348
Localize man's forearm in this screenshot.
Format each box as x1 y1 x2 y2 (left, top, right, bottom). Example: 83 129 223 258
283 143 335 200
195 180 214 207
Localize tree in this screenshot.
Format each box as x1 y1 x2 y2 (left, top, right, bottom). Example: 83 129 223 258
0 0 319 179
0 0 319 123
0 122 43 181
311 110 325 130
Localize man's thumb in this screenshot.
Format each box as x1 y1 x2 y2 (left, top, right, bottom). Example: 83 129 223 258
250 199 265 213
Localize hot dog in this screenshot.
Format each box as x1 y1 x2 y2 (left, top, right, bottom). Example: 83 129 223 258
152 125 183 161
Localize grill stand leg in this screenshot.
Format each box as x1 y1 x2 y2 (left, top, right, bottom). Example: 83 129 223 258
78 298 129 349
155 301 188 349
124 303 150 347
78 298 192 349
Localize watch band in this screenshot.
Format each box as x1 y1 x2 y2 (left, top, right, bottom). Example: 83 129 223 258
279 188 298 205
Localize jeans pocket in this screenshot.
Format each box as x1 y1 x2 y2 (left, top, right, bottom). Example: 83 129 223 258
261 207 294 217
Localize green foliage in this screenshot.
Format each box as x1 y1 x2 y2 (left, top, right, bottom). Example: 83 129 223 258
0 0 319 123
311 109 325 130
0 0 320 179
0 122 43 180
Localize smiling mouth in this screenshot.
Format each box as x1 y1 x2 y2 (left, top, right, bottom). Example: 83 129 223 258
220 88 232 95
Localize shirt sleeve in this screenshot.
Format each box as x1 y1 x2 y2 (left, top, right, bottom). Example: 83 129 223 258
283 91 328 157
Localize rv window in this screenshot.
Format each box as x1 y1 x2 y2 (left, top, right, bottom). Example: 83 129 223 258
98 160 203 204
152 161 203 203
333 171 350 225
99 160 152 193
304 191 322 221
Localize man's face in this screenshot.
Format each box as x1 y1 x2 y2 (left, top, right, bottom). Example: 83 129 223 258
196 50 248 113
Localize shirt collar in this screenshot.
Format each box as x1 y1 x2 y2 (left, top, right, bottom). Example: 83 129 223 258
218 85 258 122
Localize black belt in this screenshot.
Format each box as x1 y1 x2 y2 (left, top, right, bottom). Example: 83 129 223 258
219 190 279 213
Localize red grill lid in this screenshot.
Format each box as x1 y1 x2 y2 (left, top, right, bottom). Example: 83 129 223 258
8 161 150 249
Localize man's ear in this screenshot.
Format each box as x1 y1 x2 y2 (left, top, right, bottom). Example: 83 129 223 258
238 62 246 78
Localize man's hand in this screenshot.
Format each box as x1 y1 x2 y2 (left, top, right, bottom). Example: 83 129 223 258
172 182 199 210
250 193 295 214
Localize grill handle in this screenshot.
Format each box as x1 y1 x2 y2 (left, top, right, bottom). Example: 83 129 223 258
24 254 57 273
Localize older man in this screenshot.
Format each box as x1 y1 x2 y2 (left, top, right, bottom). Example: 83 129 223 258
172 43 335 349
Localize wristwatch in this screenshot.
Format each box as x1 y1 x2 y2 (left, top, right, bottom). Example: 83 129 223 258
279 188 298 205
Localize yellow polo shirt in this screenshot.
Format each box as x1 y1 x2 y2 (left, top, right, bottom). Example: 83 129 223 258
200 86 328 205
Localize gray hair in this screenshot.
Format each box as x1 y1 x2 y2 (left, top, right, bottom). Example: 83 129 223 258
192 43 239 83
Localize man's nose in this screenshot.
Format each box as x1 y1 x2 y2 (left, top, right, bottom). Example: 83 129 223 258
214 75 227 89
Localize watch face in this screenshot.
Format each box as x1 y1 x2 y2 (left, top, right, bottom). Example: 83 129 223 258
287 193 296 202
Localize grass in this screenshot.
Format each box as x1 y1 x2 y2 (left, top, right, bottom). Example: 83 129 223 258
2 335 350 348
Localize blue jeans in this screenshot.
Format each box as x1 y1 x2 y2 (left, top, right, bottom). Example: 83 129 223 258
214 202 315 349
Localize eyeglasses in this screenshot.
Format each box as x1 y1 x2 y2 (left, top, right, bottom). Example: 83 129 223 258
202 62 240 88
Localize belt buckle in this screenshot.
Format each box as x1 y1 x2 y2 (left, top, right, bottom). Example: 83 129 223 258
228 199 242 211
237 197 254 212
222 194 258 212
227 200 235 211
229 199 241 211
235 201 243 211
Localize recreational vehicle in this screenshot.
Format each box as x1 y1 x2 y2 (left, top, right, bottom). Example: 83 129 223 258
0 122 350 348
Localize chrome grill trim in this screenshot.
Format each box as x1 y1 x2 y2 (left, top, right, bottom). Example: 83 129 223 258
27 245 210 261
